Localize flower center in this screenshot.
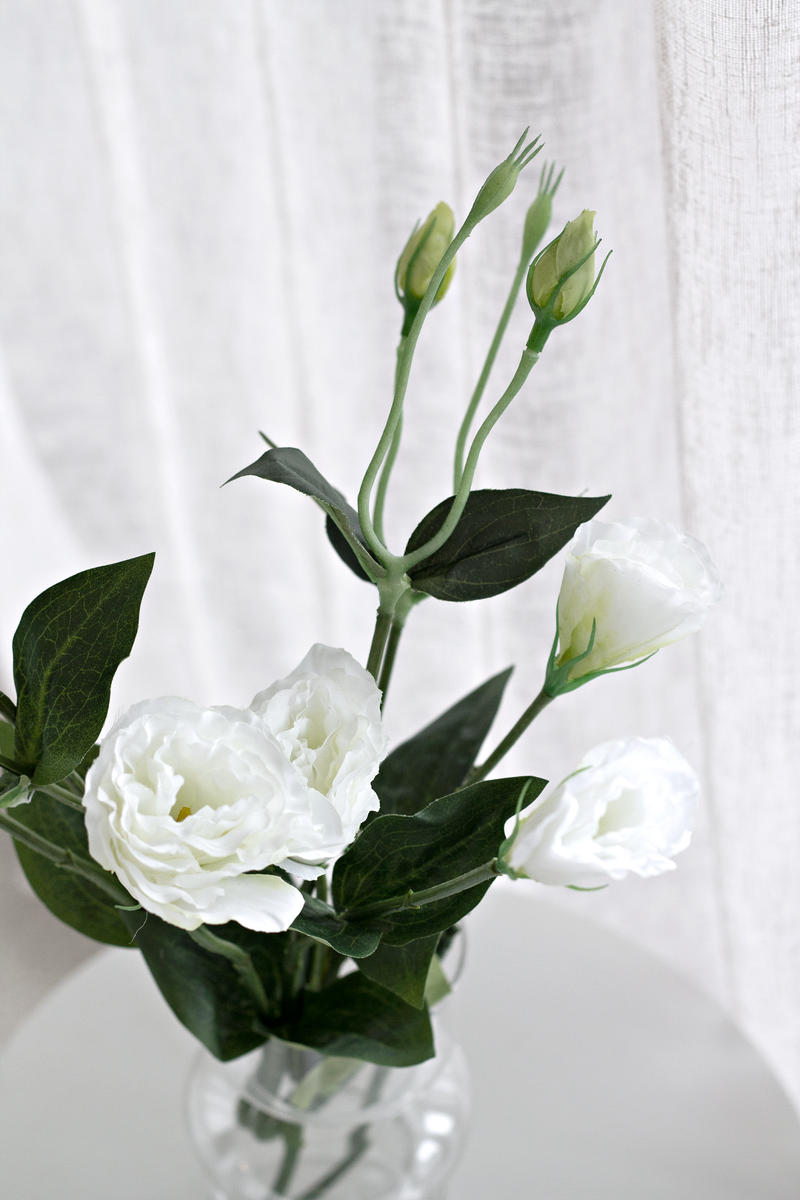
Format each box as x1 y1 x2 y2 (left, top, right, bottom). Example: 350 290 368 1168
176 805 192 822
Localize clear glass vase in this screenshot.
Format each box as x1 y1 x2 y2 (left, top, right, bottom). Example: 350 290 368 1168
186 1018 469 1200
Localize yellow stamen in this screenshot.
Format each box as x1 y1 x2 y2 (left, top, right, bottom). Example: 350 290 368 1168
176 806 192 822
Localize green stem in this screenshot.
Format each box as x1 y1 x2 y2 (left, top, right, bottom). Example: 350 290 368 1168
189 925 270 1017
453 254 529 492
357 219 478 565
465 687 554 786
365 610 393 681
273 1123 304 1196
39 783 85 813
342 859 499 923
295 1066 389 1200
399 343 540 573
0 810 131 905
376 619 403 708
371 339 407 545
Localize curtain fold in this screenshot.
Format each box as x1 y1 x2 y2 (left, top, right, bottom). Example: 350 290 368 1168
655 0 800 1105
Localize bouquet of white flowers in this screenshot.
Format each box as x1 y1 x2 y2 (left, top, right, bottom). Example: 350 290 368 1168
0 132 721 1192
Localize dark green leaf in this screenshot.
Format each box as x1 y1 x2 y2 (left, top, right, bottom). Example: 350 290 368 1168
12 792 132 946
372 668 512 819
406 488 610 601
281 972 434 1067
0 691 16 723
12 554 155 784
227 447 378 580
123 913 268 1060
325 514 373 582
333 776 546 944
0 719 14 761
290 895 382 958
357 934 440 1009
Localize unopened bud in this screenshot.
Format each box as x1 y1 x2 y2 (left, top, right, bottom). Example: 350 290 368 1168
529 210 596 320
521 190 553 263
397 202 456 304
466 129 542 226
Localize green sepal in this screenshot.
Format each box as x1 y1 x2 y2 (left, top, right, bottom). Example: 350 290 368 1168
405 489 609 602
11 792 133 946
356 934 440 1009
12 554 155 784
543 611 658 697
278 972 434 1067
370 668 513 821
333 776 546 945
290 895 382 958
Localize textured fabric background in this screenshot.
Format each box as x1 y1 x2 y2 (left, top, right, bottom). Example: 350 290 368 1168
0 0 798 1108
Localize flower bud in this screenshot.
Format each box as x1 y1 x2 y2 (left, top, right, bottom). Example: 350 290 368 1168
397 202 456 305
521 189 553 263
466 129 542 226
505 736 699 888
546 517 724 694
530 210 597 320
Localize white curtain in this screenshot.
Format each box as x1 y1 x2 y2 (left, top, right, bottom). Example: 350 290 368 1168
0 0 798 1108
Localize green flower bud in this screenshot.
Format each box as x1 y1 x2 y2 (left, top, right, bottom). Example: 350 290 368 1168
466 129 542 226
521 190 553 263
530 210 597 320
397 202 456 304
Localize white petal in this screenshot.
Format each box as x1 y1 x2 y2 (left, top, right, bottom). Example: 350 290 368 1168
279 858 326 880
202 874 305 933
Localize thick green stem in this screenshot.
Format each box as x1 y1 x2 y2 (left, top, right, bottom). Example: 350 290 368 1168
273 1124 304 1196
377 619 404 707
342 859 499 923
365 611 393 681
400 345 539 573
453 254 529 492
465 688 555 786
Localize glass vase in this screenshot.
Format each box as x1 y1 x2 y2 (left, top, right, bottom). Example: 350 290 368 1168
186 1017 469 1200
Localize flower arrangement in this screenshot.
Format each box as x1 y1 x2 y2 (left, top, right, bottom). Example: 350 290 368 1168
0 132 721 1085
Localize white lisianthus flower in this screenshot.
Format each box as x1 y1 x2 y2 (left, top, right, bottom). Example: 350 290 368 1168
84 698 326 933
554 517 723 683
506 736 699 888
250 644 388 861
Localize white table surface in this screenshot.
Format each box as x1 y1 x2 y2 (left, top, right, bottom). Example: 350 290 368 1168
1 887 799 1200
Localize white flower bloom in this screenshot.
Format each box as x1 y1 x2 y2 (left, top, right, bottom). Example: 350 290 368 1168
507 736 699 888
555 517 723 681
84 698 324 933
250 644 388 860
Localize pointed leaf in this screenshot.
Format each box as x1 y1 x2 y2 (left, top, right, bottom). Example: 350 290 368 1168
325 514 373 582
11 792 133 946
333 776 546 944
13 554 155 784
281 972 434 1067
406 488 610 601
227 447 378 580
291 895 382 958
356 934 440 1009
372 668 512 818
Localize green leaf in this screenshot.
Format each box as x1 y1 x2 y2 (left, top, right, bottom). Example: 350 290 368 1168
356 934 440 1009
333 776 546 945
372 668 513 819
405 488 610 601
325 514 373 582
0 691 16 723
226 447 379 581
290 895 382 958
11 792 133 946
123 914 290 1061
0 719 14 760
12 554 155 784
281 972 434 1067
